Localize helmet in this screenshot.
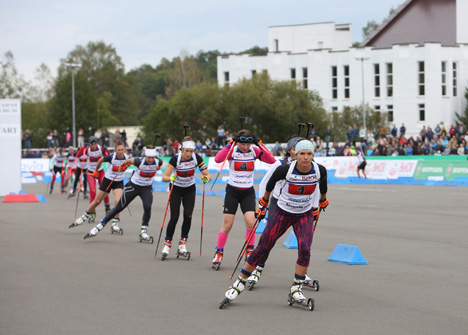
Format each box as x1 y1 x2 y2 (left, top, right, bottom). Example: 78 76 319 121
88 136 98 144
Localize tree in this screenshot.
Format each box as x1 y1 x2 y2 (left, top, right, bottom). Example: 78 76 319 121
0 51 28 99
27 63 55 103
455 88 468 126
362 20 379 39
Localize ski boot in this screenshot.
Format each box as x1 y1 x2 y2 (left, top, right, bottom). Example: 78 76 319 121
287 281 314 311
244 245 254 262
84 222 104 239
105 204 111 214
161 239 171 260
212 248 223 270
110 218 123 235
247 265 263 290
219 275 246 309
303 274 320 291
88 211 96 223
69 212 91 228
139 226 154 244
176 237 191 260
67 188 76 199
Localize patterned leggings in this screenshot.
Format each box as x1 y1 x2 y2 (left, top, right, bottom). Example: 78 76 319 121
248 206 314 267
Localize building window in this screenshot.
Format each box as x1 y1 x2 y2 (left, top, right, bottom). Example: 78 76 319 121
374 64 380 97
374 105 381 113
251 70 256 76
418 61 425 96
386 63 393 97
453 62 458 97
441 62 447 96
344 65 350 98
331 66 338 99
224 72 229 83
302 67 308 89
290 68 296 79
274 39 279 52
387 105 393 122
419 104 425 121
331 106 338 112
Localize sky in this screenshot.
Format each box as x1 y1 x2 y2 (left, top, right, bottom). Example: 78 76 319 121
0 0 404 81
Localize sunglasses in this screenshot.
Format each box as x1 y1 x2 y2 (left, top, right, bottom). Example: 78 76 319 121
238 136 253 143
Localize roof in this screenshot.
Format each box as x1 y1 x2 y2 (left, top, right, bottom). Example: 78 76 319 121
361 0 456 48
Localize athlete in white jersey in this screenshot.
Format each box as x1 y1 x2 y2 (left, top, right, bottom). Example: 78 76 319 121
70 140 129 232
354 147 368 179
84 145 162 242
159 136 211 259
49 147 66 194
211 129 276 270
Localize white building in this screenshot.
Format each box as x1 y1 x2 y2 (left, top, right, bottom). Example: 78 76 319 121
217 0 468 137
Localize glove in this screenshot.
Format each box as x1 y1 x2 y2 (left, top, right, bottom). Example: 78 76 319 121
170 174 177 182
201 176 209 183
227 138 237 148
118 164 128 171
258 197 269 208
255 207 266 221
253 137 263 146
319 198 329 211
313 208 320 222
92 171 99 178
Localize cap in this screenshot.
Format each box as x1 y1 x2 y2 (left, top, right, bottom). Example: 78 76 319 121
286 136 303 152
295 140 314 154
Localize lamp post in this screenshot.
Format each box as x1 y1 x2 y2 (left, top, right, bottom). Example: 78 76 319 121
65 63 81 148
356 56 370 129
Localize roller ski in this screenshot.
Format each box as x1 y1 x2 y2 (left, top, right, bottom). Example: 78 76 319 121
247 266 263 290
139 227 154 244
303 274 320 291
212 249 223 270
110 218 123 235
176 237 191 260
67 189 76 199
69 212 91 228
83 223 103 240
161 240 171 260
88 211 96 223
83 192 89 200
219 275 246 309
287 281 314 311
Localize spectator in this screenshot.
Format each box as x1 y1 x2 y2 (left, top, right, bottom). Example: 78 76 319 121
457 143 465 155
24 129 32 149
458 121 467 136
102 129 109 146
120 129 128 147
391 124 397 138
420 125 427 142
172 138 179 153
449 125 457 137
77 128 85 147
379 124 387 139
66 131 71 147
53 129 60 147
166 138 173 156
46 130 53 149
325 125 332 149
195 140 203 155
426 127 434 142
114 129 121 143
352 123 359 144
94 129 102 145
399 123 406 138
359 125 366 142
210 136 218 150
346 126 353 143
217 126 225 147
273 141 281 156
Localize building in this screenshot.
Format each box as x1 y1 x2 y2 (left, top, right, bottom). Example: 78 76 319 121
217 0 468 137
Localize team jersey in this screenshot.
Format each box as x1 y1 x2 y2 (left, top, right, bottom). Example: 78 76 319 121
259 157 290 199
130 157 163 187
103 153 130 182
356 150 365 164
267 161 321 214
51 154 65 168
66 152 77 169
227 146 257 188
169 153 204 188
77 153 87 169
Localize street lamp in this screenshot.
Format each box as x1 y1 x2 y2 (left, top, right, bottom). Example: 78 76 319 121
65 63 82 148
356 55 370 130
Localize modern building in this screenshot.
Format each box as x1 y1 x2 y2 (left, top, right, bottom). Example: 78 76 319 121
217 0 468 137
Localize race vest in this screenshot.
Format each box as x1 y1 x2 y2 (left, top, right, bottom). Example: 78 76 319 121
272 158 290 199
53 154 64 168
174 153 198 188
277 160 321 214
87 145 104 172
104 153 129 182
67 153 76 169
77 153 88 169
130 158 160 187
228 146 256 188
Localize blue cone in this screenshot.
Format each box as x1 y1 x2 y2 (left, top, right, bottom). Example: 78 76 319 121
282 231 298 249
256 220 266 234
328 244 368 265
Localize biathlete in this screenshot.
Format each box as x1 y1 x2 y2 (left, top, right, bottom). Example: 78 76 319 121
75 136 111 220
248 136 329 289
64 146 77 194
220 140 324 309
212 129 276 270
49 147 66 194
160 136 211 259
84 145 162 242
355 147 368 179
70 140 129 232
70 144 88 199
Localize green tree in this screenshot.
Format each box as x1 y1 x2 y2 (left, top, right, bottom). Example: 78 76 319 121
455 88 468 126
362 20 379 39
0 51 28 99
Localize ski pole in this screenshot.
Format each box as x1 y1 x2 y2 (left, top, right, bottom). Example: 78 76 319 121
209 142 235 192
154 181 174 257
229 213 264 280
200 181 205 256
127 205 133 220
74 168 84 220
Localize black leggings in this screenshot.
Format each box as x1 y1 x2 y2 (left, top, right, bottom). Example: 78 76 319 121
73 167 88 192
102 182 153 227
165 184 196 240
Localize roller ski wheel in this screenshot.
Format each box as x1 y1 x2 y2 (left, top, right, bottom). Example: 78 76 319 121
69 222 81 229
212 262 221 271
88 214 96 224
176 250 191 260
111 227 123 235
139 236 154 244
83 233 93 240
161 253 168 261
287 294 314 311
304 279 320 291
247 280 256 291
219 297 231 309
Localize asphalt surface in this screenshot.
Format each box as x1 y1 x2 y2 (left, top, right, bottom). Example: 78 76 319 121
1 181 467 335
